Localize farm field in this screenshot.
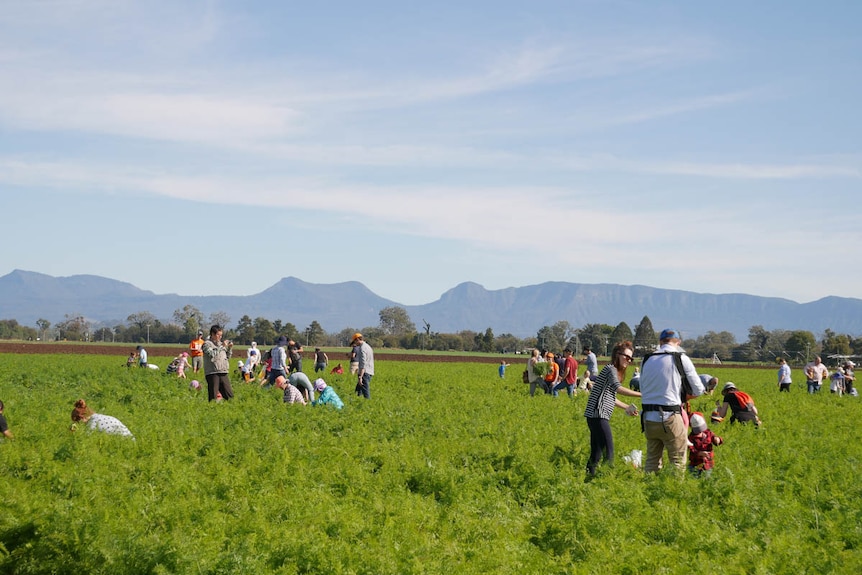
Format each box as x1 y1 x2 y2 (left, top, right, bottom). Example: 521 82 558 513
1 353 861 574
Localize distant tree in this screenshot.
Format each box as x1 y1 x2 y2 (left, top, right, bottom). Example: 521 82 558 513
0 319 37 340
282 323 300 342
36 318 51 340
479 327 494 353
173 305 203 338
762 329 790 362
821 329 852 358
785 330 817 362
610 322 633 346
633 316 657 355
253 317 276 346
92 326 114 342
746 325 770 360
358 327 384 348
495 333 520 353
157 323 186 344
235 315 255 345
578 323 614 356
378 306 416 336
689 331 737 360
208 311 231 330
535 326 562 352
127 311 157 331
536 322 574 352
56 314 90 341
333 327 359 347
305 321 325 346
431 333 464 351
457 330 481 352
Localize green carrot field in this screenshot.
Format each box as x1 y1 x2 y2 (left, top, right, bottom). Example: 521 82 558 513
1 353 861 574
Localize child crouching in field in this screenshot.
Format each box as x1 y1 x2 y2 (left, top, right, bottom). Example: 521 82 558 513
688 412 723 478
311 378 343 410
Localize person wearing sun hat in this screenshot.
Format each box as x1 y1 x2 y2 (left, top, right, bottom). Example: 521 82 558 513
274 375 307 405
639 328 705 473
712 382 761 426
351 333 375 399
311 378 344 410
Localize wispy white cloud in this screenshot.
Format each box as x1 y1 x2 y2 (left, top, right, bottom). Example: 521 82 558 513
604 90 757 126
634 160 861 179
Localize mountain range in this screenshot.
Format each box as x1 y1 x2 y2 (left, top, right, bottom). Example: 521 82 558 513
1 269 861 340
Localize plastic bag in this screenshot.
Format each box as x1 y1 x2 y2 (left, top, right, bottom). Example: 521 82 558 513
623 449 643 468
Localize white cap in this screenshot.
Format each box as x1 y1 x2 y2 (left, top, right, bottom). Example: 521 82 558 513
690 413 707 433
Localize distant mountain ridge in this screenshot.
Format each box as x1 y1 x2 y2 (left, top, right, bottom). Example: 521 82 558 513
1 269 861 339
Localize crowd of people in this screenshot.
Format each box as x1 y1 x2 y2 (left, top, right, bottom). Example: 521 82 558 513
1 324 854 479
61 327 375 439
522 328 770 479
524 346 598 397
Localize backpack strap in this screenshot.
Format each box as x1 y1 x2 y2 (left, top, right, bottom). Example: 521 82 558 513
642 351 698 401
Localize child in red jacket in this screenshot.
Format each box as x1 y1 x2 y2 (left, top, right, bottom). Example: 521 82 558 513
688 412 724 478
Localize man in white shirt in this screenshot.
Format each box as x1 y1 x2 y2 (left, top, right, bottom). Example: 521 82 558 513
639 329 705 473
804 356 828 394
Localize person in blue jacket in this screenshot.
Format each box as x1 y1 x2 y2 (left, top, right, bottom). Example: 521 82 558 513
312 378 344 410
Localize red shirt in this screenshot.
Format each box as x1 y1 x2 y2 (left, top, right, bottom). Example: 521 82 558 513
564 356 579 384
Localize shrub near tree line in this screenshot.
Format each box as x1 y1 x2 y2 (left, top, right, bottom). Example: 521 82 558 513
1 354 861 574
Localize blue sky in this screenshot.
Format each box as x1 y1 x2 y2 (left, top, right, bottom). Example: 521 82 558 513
2 1 860 306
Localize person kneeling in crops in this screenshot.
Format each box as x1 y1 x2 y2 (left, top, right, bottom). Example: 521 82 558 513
274 375 307 405
70 399 134 438
711 382 761 427
311 379 344 410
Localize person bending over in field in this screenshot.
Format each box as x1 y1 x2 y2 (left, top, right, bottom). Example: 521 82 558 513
711 382 761 427
70 399 134 438
312 379 344 410
274 376 307 405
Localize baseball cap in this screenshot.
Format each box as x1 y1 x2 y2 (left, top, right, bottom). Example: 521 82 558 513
350 333 363 345
722 382 737 393
659 329 681 341
314 378 327 392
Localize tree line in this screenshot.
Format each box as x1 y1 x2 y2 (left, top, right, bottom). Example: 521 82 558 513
3 306 859 365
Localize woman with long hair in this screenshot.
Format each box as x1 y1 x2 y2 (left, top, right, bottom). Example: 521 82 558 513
583 341 641 478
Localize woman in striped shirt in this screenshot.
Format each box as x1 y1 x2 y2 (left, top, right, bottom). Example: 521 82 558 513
583 341 641 478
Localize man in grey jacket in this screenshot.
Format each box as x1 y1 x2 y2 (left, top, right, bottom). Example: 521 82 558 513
202 324 234 402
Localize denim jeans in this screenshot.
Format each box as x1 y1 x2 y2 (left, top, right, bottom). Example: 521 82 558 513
552 382 575 396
